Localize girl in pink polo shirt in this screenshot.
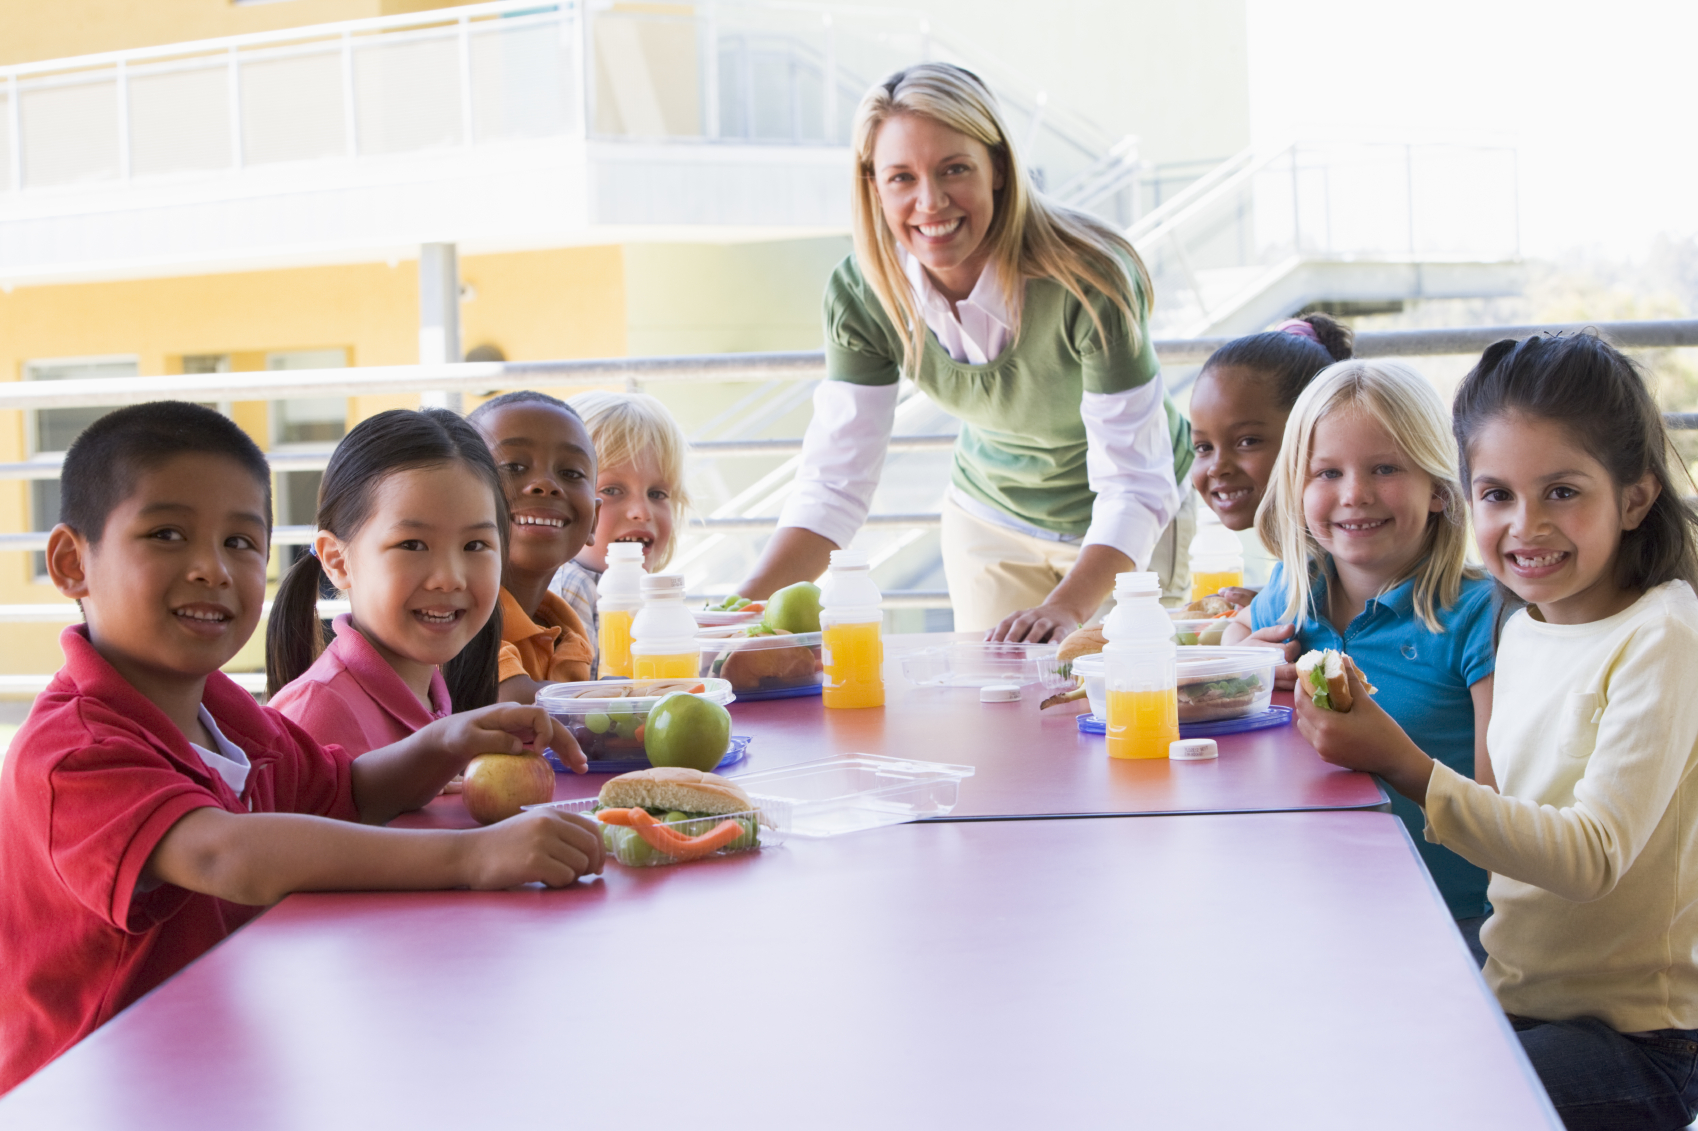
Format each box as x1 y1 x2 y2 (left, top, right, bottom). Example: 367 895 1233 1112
267 409 508 755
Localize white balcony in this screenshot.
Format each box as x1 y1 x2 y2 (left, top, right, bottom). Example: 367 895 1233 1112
0 0 1117 286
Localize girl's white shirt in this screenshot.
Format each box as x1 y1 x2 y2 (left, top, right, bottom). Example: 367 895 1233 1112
777 253 1180 569
1425 580 1698 1031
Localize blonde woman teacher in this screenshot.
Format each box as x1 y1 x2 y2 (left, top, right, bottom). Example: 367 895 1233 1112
739 64 1194 642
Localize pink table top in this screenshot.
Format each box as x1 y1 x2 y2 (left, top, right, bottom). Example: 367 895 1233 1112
0 811 1558 1129
408 633 1383 827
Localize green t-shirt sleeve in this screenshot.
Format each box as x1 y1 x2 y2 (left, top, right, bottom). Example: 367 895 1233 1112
823 256 902 387
1066 275 1160 396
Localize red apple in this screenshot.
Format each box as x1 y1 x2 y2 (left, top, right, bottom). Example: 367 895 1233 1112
461 753 556 824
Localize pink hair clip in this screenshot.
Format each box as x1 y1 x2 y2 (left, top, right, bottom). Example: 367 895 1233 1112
1275 318 1320 343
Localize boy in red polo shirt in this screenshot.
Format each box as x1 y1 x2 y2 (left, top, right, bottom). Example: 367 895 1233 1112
0 402 603 1093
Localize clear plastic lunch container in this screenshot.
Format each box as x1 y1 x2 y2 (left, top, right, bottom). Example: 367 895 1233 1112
697 627 824 699
536 678 735 763
1168 611 1234 646
1072 646 1280 723
899 641 1071 691
530 796 790 867
732 753 975 838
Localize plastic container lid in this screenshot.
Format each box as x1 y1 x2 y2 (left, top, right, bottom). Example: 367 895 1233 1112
829 548 869 569
730 753 975 838
1113 570 1161 597
899 640 1070 691
979 683 1022 702
1073 645 1280 681
1170 738 1218 761
640 573 686 595
606 542 645 564
537 677 735 713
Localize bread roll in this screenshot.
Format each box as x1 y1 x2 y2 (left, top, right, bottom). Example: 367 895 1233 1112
599 767 752 814
1057 626 1107 666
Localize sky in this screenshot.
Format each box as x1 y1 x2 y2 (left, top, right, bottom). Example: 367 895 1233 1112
1246 0 1698 259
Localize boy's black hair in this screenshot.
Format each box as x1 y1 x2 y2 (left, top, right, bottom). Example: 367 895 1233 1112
466 390 581 425
1453 331 1698 593
60 401 272 543
1199 312 1354 410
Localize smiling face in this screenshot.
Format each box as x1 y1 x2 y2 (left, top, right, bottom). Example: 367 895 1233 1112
51 452 270 691
1303 407 1445 593
1189 365 1290 531
871 111 1004 301
479 403 598 587
317 463 503 686
576 455 676 573
1467 412 1658 624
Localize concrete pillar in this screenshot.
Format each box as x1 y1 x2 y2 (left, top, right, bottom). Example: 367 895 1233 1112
418 242 462 412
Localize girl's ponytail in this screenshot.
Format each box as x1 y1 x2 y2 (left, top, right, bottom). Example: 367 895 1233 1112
266 550 331 696
442 600 502 711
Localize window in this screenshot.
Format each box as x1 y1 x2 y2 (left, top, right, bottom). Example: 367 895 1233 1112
26 357 141 578
269 349 348 571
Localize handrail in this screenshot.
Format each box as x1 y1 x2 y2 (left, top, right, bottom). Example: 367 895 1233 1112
4 321 1697 411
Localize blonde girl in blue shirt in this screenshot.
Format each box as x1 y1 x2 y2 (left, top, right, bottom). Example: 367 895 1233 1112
1222 360 1498 945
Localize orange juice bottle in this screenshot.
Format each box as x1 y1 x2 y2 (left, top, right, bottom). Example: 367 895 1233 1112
1106 688 1180 760
819 549 884 709
1101 571 1178 760
595 542 645 679
1189 516 1245 603
629 573 701 683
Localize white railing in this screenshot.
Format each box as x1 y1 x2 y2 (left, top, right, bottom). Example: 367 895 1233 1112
1130 141 1521 337
0 0 1111 196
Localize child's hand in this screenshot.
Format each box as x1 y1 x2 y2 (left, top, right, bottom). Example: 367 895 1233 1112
438 703 589 775
1244 623 1300 690
459 808 605 889
1292 664 1434 805
1218 586 1260 608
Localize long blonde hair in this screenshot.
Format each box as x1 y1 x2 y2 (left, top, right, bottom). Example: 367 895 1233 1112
566 390 690 571
1255 359 1477 633
850 63 1153 375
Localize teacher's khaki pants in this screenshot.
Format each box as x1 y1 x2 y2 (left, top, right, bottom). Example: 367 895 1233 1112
940 491 1197 633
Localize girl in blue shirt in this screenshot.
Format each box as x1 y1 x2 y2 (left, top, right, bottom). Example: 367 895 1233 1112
1223 359 1498 938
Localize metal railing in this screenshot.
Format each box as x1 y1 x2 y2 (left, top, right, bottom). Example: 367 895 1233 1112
5 317 1698 691
0 0 1112 197
1129 141 1522 338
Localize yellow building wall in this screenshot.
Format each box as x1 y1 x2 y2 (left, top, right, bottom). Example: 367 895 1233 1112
0 0 479 67
0 245 629 683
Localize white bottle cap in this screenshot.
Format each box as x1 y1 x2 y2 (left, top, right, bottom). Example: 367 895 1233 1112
640 573 686 594
829 548 870 569
606 542 645 564
1114 570 1161 596
980 683 1022 703
1170 738 1218 761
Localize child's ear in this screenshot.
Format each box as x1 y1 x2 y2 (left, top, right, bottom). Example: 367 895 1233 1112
316 531 354 590
1428 483 1448 515
585 497 602 545
1620 471 1661 532
44 524 90 599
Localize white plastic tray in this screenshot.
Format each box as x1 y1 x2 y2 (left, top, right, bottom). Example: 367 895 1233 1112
730 753 975 838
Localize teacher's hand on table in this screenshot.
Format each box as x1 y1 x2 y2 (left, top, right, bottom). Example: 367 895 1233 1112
987 601 1083 643
1293 664 1434 806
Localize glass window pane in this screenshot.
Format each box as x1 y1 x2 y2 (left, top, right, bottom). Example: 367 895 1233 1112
26 357 140 455
269 350 348 446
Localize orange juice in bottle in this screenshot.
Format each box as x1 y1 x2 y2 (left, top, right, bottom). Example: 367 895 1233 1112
822 620 884 708
819 549 884 709
629 573 701 683
1106 688 1180 760
596 542 645 678
1189 516 1245 603
1101 571 1178 760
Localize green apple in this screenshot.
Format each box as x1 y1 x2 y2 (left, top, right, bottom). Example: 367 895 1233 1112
644 691 733 772
763 581 822 633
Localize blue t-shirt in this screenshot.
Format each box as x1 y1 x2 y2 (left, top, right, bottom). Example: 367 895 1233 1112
1252 562 1499 918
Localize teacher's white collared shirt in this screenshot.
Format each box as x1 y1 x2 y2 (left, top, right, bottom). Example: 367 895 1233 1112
778 257 1179 567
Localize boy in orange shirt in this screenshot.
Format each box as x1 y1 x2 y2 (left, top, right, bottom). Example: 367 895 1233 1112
470 392 600 701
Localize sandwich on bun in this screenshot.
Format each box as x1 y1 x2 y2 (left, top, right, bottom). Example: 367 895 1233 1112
593 768 762 865
1295 649 1376 712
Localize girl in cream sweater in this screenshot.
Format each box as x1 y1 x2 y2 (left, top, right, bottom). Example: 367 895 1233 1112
1296 333 1698 1131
